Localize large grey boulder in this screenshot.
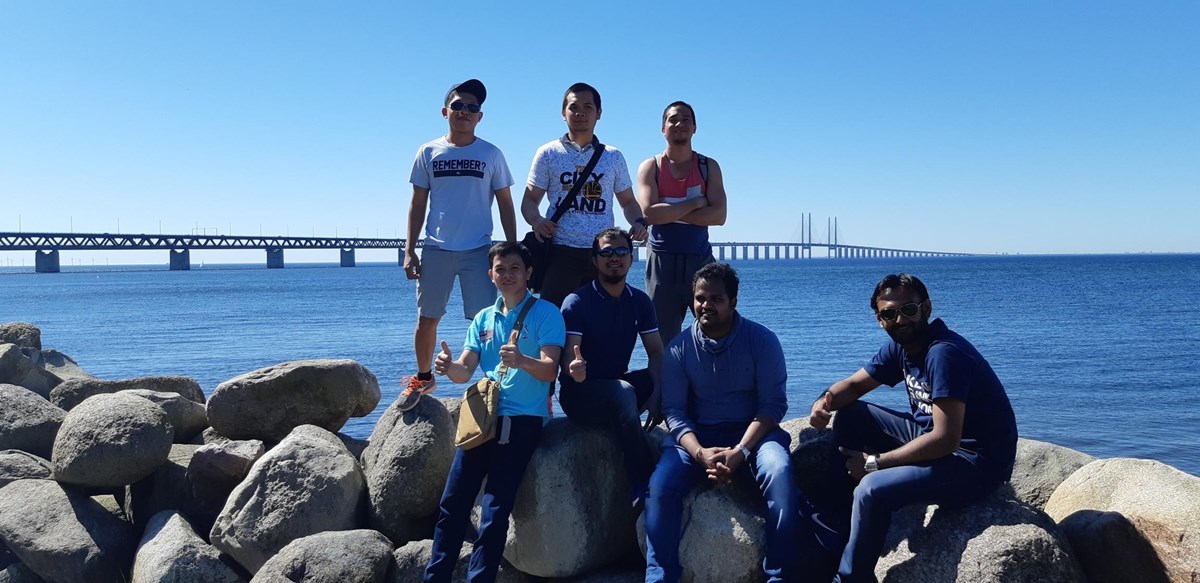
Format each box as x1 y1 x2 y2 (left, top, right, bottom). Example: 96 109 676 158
122 389 208 442
873 490 1083 582
0 324 39 352
52 392 174 488
0 384 64 459
556 569 643 583
1045 457 1200 583
207 359 380 442
361 394 455 544
132 510 245 583
635 472 769 583
501 419 643 578
124 444 201 531
250 529 393 583
0 561 46 583
0 479 136 583
0 345 56 399
0 451 52 489
1010 438 1096 509
51 375 205 411
36 349 94 383
186 440 266 536
210 425 366 574
780 417 840 504
390 539 530 583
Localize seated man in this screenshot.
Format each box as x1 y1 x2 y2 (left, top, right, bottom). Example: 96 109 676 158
559 227 664 508
644 262 800 583
809 273 1018 583
423 241 565 583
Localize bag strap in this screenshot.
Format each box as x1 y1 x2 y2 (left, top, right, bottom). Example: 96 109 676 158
494 295 539 382
548 136 605 224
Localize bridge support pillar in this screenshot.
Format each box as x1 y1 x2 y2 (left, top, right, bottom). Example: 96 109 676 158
266 248 284 269
169 249 190 270
34 250 60 273
340 248 355 267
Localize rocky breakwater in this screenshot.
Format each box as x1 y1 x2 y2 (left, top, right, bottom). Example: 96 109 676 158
1 321 1199 582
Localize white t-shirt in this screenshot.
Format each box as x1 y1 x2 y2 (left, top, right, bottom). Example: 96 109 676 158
526 135 633 249
410 136 514 251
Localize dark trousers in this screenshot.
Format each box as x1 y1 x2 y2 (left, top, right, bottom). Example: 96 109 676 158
538 244 593 308
424 416 543 583
830 401 1003 583
559 368 655 493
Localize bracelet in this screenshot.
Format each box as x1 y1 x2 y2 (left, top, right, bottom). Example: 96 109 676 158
736 444 751 459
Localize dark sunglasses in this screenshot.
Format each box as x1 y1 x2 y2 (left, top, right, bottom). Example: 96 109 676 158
877 302 922 322
595 247 631 258
448 101 481 113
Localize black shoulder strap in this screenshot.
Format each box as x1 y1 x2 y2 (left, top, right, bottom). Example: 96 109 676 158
549 136 605 224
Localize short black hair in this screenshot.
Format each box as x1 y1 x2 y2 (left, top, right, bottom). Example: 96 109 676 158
870 273 930 311
662 101 696 126
563 82 601 113
693 262 739 300
488 241 532 269
591 227 633 255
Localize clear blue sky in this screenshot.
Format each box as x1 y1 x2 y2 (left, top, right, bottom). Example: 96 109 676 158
2 1 1197 265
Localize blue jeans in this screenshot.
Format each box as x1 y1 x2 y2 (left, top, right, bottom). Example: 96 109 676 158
424 415 542 583
560 368 654 495
644 423 799 583
831 401 1004 583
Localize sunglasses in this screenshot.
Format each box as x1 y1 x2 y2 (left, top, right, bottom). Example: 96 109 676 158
595 247 631 258
448 101 481 113
877 302 922 322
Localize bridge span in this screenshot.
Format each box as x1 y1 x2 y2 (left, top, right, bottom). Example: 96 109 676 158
0 232 970 273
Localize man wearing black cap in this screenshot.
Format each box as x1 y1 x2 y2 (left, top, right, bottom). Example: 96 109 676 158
400 79 518 412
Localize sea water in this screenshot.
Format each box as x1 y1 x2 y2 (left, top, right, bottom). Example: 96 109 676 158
2 254 1197 476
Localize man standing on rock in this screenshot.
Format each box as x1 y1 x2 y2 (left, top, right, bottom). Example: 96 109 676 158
400 78 518 412
810 273 1018 582
424 241 564 583
644 262 802 583
636 100 727 345
521 82 648 307
559 227 664 511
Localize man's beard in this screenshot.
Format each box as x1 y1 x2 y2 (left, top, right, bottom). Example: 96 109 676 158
600 271 626 285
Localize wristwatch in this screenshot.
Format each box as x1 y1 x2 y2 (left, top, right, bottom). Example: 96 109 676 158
864 454 879 473
634 217 647 227
736 444 751 459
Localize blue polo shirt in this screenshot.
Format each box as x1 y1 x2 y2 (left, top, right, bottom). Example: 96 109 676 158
560 280 658 378
864 318 1018 479
465 293 565 418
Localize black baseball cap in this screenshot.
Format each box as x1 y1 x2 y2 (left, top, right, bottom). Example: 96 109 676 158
445 79 486 105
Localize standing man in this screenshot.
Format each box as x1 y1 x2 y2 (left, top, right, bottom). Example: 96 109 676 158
644 263 800 583
809 273 1018 582
401 79 518 411
522 82 649 307
559 227 664 508
423 241 565 583
636 101 727 345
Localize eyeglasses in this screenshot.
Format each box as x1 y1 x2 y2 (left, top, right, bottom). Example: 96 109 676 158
448 101 481 113
595 247 631 258
876 302 922 321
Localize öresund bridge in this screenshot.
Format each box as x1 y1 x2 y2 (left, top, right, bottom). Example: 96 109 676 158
0 216 970 273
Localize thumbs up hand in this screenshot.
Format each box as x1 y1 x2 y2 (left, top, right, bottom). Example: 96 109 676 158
434 340 453 376
810 390 835 430
568 344 587 383
499 330 522 368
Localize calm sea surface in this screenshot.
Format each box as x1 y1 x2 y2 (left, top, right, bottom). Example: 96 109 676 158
2 254 1198 476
